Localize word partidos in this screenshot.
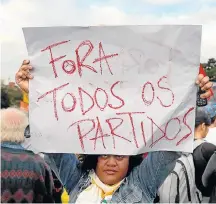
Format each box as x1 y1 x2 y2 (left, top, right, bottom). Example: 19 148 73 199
68 108 194 151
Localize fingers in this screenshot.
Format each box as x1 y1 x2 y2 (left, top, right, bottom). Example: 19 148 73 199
200 76 210 87
15 72 23 83
195 74 213 99
20 70 33 79
16 60 33 82
22 59 30 65
19 64 32 72
16 71 26 83
19 60 32 73
196 74 210 88
16 69 33 83
201 81 213 91
19 64 32 71
196 74 204 85
200 90 211 99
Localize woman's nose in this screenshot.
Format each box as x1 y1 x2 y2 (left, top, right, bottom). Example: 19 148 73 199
106 156 117 166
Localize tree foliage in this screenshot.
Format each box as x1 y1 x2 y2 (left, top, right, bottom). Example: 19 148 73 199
202 58 216 81
1 81 22 108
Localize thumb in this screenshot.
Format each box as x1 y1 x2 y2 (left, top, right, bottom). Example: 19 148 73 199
23 59 30 65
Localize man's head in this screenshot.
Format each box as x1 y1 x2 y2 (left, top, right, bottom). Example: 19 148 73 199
82 154 142 185
1 108 28 143
204 103 216 127
195 109 211 139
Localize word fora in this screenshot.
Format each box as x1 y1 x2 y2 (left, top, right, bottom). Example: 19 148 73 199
68 108 195 152
37 76 174 121
41 40 118 78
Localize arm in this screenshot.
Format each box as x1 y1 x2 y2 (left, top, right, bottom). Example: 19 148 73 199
33 156 55 203
43 163 55 203
202 152 216 188
45 153 82 193
201 143 216 162
135 151 179 200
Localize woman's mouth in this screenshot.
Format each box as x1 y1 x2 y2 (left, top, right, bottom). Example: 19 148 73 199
104 170 117 175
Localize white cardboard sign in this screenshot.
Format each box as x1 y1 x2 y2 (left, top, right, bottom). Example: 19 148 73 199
23 25 201 154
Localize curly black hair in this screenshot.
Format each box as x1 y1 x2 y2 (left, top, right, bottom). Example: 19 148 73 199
81 154 143 175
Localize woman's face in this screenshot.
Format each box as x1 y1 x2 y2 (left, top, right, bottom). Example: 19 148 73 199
96 155 129 185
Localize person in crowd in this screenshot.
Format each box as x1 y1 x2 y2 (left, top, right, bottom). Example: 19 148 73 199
52 172 64 203
15 60 213 203
1 108 54 203
204 103 216 145
202 152 216 203
1 88 10 109
193 109 216 197
24 125 63 203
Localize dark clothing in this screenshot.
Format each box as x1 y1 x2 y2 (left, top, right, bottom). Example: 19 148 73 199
1 142 54 203
202 153 216 203
193 142 216 196
1 88 10 109
52 172 63 203
210 186 216 203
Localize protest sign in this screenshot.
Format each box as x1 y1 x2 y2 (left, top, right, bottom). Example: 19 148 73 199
23 25 201 154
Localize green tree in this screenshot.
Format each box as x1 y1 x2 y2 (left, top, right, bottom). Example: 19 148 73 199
202 58 216 81
1 81 22 107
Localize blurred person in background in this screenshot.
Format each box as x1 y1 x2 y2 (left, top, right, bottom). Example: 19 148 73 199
1 88 10 109
202 152 216 203
193 109 216 197
204 103 216 145
1 108 54 203
24 125 64 203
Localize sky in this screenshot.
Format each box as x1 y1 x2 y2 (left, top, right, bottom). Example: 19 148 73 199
1 0 216 82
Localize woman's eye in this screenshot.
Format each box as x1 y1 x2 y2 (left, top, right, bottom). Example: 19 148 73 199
101 155 108 159
116 155 124 160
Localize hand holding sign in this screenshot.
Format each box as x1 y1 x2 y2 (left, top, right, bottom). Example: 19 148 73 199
15 60 33 94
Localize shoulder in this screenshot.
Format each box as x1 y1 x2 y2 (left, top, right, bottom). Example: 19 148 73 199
1 149 52 180
200 142 216 153
1 147 50 170
194 142 216 161
26 152 51 170
194 142 216 153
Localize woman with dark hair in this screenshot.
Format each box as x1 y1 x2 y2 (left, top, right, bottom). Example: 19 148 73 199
46 152 178 203
15 60 213 203
81 154 143 175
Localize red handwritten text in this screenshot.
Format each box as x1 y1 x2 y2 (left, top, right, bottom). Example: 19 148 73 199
41 40 118 78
